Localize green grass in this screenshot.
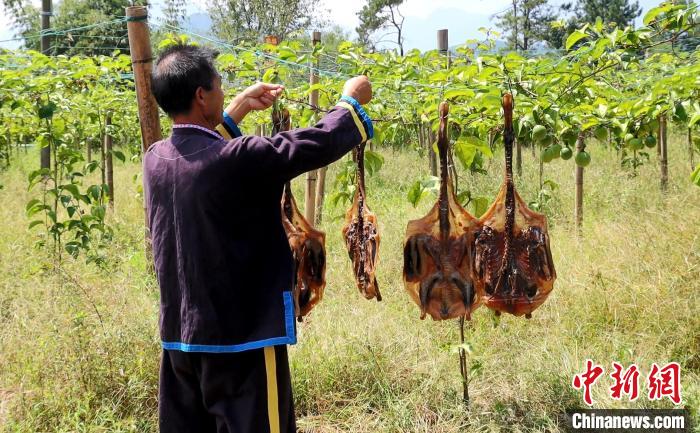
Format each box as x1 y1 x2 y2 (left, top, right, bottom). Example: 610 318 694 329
0 136 698 432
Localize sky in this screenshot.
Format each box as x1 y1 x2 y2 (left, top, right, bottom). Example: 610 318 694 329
0 0 667 52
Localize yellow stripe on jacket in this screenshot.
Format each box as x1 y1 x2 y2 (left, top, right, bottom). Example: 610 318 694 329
336 101 368 143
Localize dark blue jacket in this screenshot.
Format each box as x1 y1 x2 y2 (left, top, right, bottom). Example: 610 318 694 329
143 101 372 352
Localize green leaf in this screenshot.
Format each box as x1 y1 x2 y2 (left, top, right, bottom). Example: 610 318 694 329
26 199 41 212
444 88 475 100
262 68 279 83
454 136 492 170
112 150 125 163
450 342 473 355
37 102 57 119
65 241 81 258
691 164 700 187
61 184 80 199
566 30 588 50
470 197 490 218
407 181 427 208
364 149 384 176
28 220 44 230
688 113 700 128
643 6 666 25
454 140 477 169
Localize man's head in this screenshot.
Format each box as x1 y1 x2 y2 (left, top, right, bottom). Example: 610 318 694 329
151 44 225 127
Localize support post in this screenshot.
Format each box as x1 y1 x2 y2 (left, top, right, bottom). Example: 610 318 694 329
515 138 522 177
575 135 585 232
126 6 162 264
438 29 450 68
40 0 52 171
689 128 695 171
305 31 321 225
660 116 668 191
105 111 114 208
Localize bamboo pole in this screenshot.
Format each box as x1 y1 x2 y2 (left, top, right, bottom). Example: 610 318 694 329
305 31 321 225
575 135 585 232
40 0 52 172
126 6 162 263
660 116 668 191
105 111 114 208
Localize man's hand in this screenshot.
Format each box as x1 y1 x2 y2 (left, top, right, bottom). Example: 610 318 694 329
342 75 372 105
225 82 284 124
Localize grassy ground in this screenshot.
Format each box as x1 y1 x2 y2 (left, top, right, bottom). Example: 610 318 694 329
0 134 698 432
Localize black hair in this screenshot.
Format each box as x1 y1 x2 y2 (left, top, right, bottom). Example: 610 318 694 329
151 44 220 117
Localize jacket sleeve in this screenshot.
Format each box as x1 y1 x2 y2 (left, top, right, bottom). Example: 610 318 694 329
219 102 373 183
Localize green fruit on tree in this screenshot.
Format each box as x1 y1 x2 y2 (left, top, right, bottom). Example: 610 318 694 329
562 128 578 146
624 133 635 145
540 148 552 163
550 143 562 159
532 124 547 142
644 135 656 148
594 126 608 142
560 146 573 160
575 151 591 167
540 135 553 146
630 138 643 150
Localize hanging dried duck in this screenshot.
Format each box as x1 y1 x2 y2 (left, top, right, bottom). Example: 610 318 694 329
274 107 327 321
342 141 382 301
402 102 480 320
472 93 557 318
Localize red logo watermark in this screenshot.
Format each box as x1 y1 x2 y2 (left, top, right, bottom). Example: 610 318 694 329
572 360 682 405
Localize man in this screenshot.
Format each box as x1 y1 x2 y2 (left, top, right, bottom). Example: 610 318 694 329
144 43 372 433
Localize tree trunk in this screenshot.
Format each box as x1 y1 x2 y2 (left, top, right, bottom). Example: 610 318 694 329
306 31 321 226
689 127 694 171
105 112 114 208
660 116 668 191
575 135 585 232
427 123 437 176
100 130 106 189
314 166 327 225
657 115 662 158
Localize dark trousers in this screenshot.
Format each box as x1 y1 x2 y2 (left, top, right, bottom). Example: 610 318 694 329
159 345 296 433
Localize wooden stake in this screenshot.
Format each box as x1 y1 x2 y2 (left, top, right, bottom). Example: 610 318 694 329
305 31 321 226
40 0 52 172
515 137 522 177
100 113 106 188
459 316 469 406
575 135 585 232
315 165 327 226
105 111 114 208
688 128 694 172
424 123 437 176
657 115 662 158
660 116 668 191
126 6 162 263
